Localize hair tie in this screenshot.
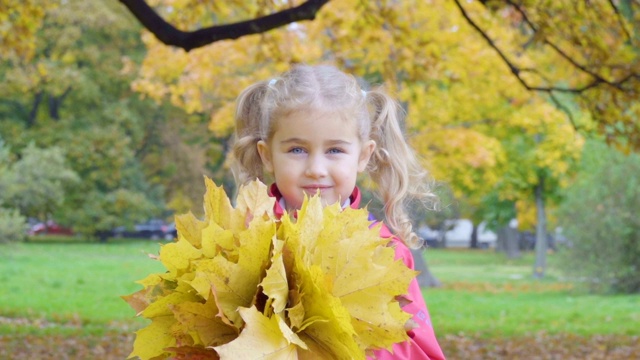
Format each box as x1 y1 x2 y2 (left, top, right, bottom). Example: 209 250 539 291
268 78 277 87
361 89 367 97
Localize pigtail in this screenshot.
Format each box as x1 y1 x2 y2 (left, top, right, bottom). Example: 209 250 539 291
366 88 438 249
231 81 271 185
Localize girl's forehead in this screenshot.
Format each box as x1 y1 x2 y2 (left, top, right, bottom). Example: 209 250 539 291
270 109 361 141
271 107 360 132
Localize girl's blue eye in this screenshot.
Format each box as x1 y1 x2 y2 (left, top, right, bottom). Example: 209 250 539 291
328 148 343 154
289 147 305 154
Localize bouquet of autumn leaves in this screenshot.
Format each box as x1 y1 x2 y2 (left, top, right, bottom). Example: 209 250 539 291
123 177 417 359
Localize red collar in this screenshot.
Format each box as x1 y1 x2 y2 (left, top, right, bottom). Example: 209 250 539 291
269 184 362 219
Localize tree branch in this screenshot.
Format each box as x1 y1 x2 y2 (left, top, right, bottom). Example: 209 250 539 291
453 0 639 94
548 91 578 132
607 0 633 42
28 91 44 128
505 0 624 90
48 87 72 120
119 0 330 51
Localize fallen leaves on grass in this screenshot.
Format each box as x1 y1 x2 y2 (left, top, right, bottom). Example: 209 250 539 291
443 281 574 293
439 333 640 360
0 333 135 360
2 332 639 360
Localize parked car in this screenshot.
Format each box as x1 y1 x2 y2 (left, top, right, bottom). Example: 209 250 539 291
111 219 170 240
28 221 74 236
164 222 177 241
519 230 558 251
417 226 441 248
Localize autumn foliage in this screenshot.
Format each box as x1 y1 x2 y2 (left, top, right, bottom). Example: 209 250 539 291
123 178 416 359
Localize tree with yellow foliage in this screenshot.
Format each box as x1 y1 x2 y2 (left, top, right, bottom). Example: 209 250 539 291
0 0 610 272
123 0 602 278
119 0 639 151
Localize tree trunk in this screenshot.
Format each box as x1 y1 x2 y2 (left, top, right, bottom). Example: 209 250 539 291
496 226 506 253
437 223 447 248
505 225 521 259
533 174 547 278
27 91 44 128
469 222 478 248
48 87 71 121
412 248 441 288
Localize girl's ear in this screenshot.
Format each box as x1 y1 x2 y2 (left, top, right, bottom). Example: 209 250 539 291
358 140 376 172
257 140 274 173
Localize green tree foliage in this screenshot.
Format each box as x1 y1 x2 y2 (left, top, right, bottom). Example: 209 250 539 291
0 208 26 243
0 138 26 243
558 140 640 293
0 0 164 236
1 142 79 222
0 0 216 236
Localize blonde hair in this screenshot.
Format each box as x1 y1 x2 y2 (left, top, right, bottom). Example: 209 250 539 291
231 64 437 248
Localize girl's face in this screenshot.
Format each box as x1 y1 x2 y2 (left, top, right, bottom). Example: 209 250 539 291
257 109 375 211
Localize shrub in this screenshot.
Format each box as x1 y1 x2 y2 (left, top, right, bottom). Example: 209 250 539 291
0 207 27 244
557 141 640 294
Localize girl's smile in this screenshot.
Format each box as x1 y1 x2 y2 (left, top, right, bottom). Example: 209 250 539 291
302 185 332 195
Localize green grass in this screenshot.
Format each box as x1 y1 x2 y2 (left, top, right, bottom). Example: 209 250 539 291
1 240 638 339
421 249 640 338
0 239 165 335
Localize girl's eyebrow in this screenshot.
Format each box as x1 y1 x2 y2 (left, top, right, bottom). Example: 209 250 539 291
279 138 306 144
279 138 352 145
326 139 352 146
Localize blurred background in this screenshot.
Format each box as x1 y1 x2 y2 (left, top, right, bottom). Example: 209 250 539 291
1 0 638 358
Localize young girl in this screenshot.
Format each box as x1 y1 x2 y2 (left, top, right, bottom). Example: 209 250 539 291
230 64 445 360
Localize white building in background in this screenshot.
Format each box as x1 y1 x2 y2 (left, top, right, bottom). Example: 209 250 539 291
419 219 497 248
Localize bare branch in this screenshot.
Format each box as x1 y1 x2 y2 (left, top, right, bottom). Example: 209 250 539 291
505 0 623 90
453 0 639 94
119 0 329 52
548 91 578 132
607 0 633 41
452 0 526 85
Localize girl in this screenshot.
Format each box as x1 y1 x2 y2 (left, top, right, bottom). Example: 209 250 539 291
230 64 445 360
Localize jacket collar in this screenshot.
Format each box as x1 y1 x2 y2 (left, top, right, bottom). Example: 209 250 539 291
269 183 362 219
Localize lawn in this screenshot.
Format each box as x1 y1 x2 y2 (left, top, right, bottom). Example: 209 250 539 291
1 238 639 359
0 238 165 335
422 249 640 338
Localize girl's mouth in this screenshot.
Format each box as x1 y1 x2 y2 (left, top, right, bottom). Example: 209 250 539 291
302 186 330 194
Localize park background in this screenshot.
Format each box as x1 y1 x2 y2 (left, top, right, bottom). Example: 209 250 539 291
1 0 639 359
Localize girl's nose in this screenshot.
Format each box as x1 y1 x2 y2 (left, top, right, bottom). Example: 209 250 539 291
305 155 328 178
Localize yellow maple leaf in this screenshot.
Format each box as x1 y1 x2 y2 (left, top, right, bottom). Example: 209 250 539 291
202 176 233 229
171 298 238 347
275 194 415 354
174 211 206 248
291 262 362 359
213 306 302 360
201 221 234 258
260 238 288 315
159 238 202 278
188 218 274 328
128 315 177 360
232 179 275 229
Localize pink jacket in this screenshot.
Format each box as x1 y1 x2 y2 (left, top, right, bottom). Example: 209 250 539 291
270 185 446 360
